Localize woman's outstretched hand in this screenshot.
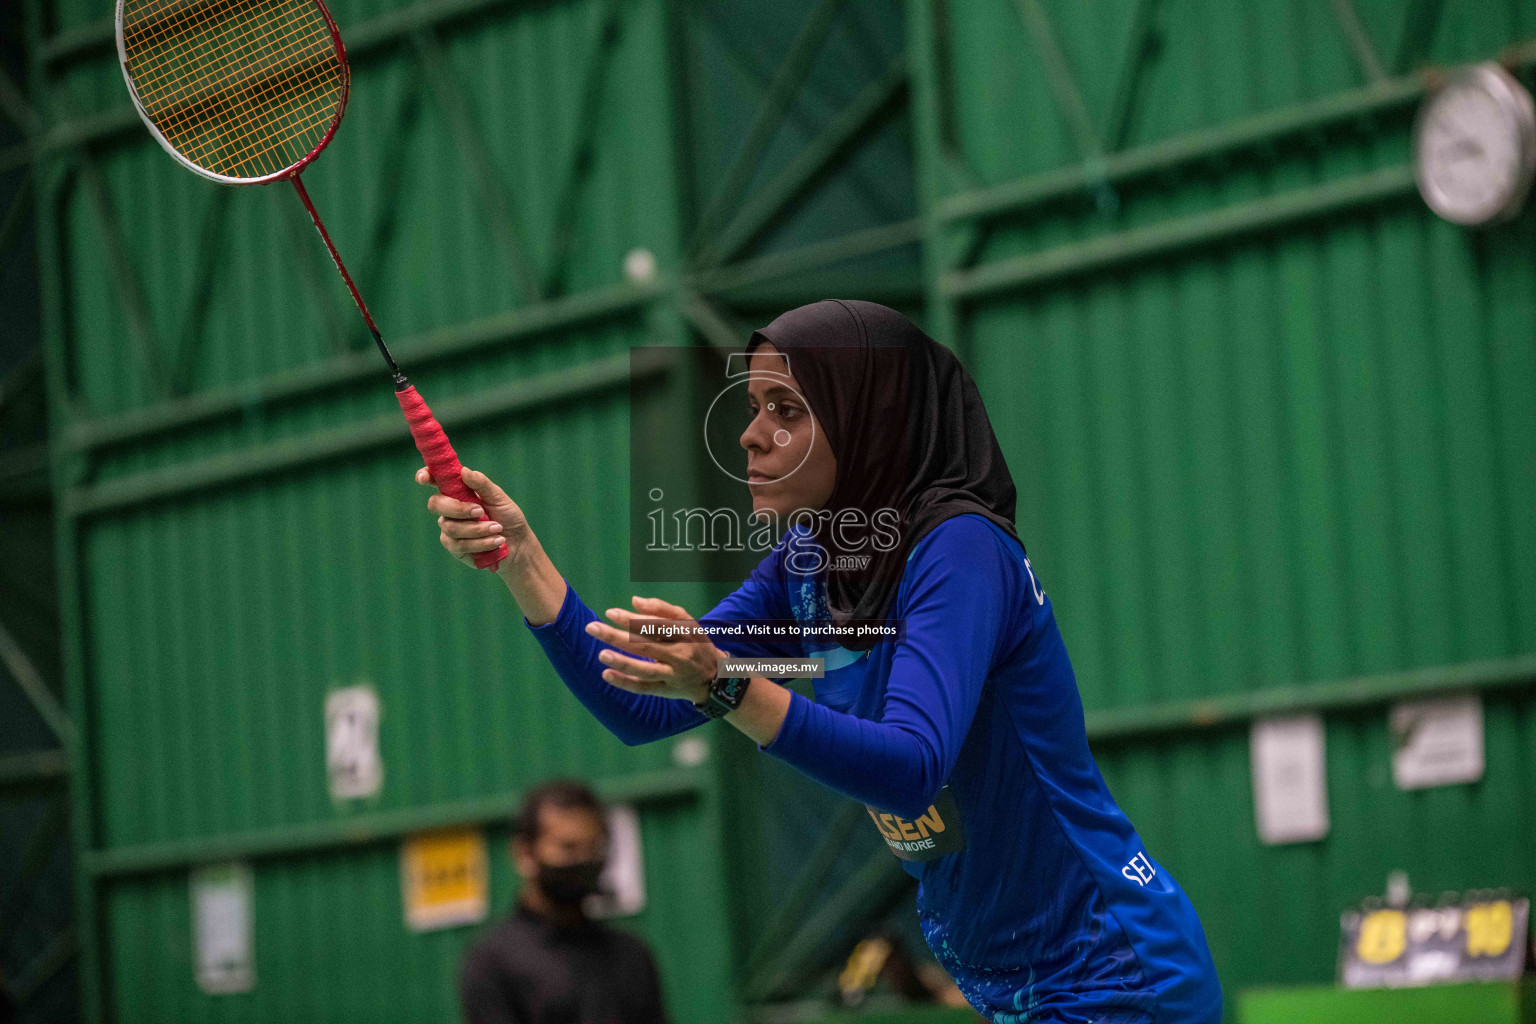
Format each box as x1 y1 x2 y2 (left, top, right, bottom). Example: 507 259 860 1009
584 597 727 705
417 465 527 571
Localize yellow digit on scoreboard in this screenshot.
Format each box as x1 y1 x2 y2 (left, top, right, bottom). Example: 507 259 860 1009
1465 901 1514 958
1357 910 1407 964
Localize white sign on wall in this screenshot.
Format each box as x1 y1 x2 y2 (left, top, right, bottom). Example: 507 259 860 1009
191 862 254 995
1391 695 1484 790
586 804 646 919
326 685 383 800
1250 714 1330 845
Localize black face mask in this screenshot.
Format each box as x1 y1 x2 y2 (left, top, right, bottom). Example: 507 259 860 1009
536 858 606 906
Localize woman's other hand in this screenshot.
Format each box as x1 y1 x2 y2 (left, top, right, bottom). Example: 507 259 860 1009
583 597 726 704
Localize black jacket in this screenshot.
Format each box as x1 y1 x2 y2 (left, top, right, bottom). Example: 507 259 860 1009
459 904 669 1024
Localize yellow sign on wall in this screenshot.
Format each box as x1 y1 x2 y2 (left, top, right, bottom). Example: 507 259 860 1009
400 828 489 932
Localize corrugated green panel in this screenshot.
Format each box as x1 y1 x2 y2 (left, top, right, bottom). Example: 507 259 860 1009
54 0 679 417
84 355 673 850
44 0 683 850
102 796 730 1024
968 183 1536 706
33 0 757 1017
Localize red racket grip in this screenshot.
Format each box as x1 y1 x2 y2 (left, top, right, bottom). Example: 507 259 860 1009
396 384 507 571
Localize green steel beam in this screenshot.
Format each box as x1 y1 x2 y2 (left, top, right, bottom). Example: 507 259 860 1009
1011 0 1104 161
74 154 168 400
0 617 73 748
1103 0 1161 152
277 186 355 355
0 106 140 174
937 152 992 274
0 64 37 135
699 272 924 311
650 10 744 1007
167 187 231 394
942 163 1417 300
699 56 909 270
63 278 662 453
10 929 77 1008
0 171 31 257
905 0 961 355
0 749 67 789
0 140 28 175
1329 0 1387 84
542 0 625 298
0 347 43 418
744 848 913 1003
1086 652 1536 744
353 61 425 322
28 14 100 1024
31 0 527 157
85 766 703 878
344 0 519 57
685 0 850 263
0 790 69 948
932 37 1536 238
66 347 672 516
937 79 1415 227
937 37 1535 232
27 5 102 1020
678 289 749 354
741 801 867 983
690 218 923 298
0 443 49 504
39 0 522 70
38 16 115 66
924 0 961 160
702 4 906 228
1392 0 1446 74
413 27 543 305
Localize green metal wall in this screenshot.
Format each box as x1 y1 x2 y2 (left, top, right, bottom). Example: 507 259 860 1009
1 7 77 1018
28 0 738 1019
29 0 927 1018
26 0 1536 1019
100 797 726 1022
907 0 1536 1004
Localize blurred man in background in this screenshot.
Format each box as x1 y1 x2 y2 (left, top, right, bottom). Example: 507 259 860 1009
459 780 669 1024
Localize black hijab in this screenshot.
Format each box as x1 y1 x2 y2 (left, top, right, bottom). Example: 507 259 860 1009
746 300 1022 649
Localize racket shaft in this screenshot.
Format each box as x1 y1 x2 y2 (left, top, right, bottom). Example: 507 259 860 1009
396 385 506 571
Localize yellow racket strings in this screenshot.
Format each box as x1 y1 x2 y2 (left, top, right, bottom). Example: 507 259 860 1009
122 0 346 179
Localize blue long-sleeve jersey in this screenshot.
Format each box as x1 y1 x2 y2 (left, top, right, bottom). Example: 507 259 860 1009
526 514 1221 1024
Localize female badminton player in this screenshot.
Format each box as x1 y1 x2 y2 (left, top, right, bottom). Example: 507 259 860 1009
419 300 1222 1023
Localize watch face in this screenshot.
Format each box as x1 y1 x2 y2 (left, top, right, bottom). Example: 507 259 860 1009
1415 63 1536 225
718 676 750 705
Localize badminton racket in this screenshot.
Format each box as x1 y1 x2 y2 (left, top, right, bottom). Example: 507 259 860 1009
115 0 506 570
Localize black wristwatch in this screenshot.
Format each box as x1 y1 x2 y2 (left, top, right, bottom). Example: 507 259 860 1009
693 672 751 721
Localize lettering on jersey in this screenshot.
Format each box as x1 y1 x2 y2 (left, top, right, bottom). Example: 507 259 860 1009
1023 556 1045 605
1121 851 1156 886
866 787 966 862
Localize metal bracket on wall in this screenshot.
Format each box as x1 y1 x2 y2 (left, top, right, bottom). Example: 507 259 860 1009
412 26 544 305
